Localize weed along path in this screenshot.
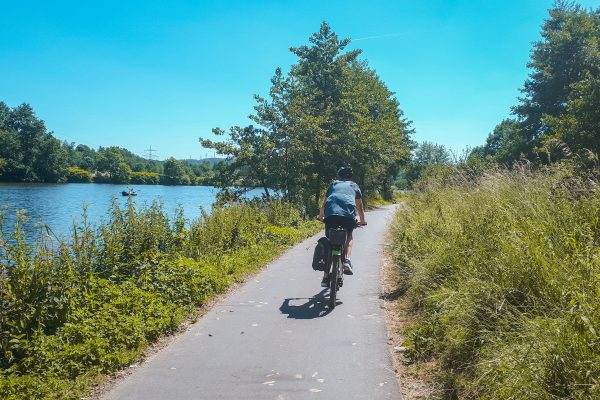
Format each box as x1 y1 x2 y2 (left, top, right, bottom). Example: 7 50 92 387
102 205 401 400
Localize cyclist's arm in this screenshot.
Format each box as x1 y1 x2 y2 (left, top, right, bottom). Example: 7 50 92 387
319 185 334 221
356 198 366 225
318 195 327 221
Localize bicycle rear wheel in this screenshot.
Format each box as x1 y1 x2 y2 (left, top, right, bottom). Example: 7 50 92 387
329 256 340 309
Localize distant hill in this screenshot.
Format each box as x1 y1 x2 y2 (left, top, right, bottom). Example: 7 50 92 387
183 158 226 166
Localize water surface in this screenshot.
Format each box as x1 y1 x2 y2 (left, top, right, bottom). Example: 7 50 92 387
0 183 220 240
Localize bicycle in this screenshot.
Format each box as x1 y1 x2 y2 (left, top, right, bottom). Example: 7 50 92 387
325 222 366 309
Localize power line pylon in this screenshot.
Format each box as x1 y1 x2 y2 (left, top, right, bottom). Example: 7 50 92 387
145 146 157 161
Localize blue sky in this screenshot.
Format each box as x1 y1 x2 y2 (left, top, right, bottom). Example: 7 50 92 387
2 0 600 160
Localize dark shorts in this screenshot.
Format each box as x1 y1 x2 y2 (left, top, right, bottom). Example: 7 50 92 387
324 215 356 242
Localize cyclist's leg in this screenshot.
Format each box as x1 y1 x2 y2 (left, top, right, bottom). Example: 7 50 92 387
339 217 355 274
345 236 353 259
342 217 355 260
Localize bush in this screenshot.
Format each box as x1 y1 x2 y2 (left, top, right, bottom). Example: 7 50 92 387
0 200 321 399
130 171 160 185
92 173 110 183
390 165 600 399
66 167 92 183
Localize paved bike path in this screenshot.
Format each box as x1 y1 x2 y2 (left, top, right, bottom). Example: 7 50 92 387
102 205 401 400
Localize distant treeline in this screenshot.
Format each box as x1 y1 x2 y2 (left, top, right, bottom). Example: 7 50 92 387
0 102 223 185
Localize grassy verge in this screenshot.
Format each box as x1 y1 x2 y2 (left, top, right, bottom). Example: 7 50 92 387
0 199 321 399
364 191 405 208
389 165 600 399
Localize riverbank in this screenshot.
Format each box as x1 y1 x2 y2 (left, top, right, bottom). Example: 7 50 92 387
0 200 321 399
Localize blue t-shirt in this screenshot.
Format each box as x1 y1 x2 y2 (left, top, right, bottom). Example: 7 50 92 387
324 180 362 220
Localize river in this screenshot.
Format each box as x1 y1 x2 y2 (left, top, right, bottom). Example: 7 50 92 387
0 183 225 240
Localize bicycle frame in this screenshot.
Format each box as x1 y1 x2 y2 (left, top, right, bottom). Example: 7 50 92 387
327 227 347 309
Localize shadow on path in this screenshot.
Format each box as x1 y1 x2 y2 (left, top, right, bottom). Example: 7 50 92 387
280 289 340 319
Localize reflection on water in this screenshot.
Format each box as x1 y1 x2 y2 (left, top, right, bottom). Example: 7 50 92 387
0 183 220 240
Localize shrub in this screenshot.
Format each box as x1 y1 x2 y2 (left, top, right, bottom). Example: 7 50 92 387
130 171 160 185
66 167 92 183
0 199 321 399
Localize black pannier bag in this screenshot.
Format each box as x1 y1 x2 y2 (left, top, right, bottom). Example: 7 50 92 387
312 237 331 271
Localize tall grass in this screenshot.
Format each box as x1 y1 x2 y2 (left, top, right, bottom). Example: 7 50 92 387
0 198 320 399
390 164 600 399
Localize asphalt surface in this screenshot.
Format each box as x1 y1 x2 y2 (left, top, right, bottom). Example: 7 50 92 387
102 205 402 400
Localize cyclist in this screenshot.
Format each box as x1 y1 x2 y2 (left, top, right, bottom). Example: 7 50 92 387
318 166 366 287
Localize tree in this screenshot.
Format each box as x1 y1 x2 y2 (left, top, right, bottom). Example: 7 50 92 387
0 102 72 182
340 61 413 198
34 135 68 182
68 144 98 171
0 101 204 184
97 147 131 183
202 22 413 213
202 126 279 198
4 103 49 181
403 141 451 187
0 129 23 181
546 74 600 158
513 2 600 157
162 157 191 185
67 167 93 183
479 119 528 165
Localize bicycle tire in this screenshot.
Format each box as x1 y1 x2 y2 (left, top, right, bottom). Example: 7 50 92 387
329 255 340 309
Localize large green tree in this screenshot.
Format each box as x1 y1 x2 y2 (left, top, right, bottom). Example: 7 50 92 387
0 129 22 180
513 2 600 158
0 102 69 182
546 75 600 158
97 147 132 183
476 119 528 165
34 135 69 182
162 157 193 185
202 23 412 213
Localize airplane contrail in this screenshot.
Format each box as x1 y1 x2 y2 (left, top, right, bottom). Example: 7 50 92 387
352 32 405 42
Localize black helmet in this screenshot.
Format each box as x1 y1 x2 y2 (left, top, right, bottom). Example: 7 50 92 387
337 166 353 180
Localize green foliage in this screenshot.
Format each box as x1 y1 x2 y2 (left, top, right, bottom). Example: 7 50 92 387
0 102 67 182
482 3 600 166
202 22 412 213
0 101 215 185
401 141 451 188
390 166 600 399
476 119 529 165
515 3 600 145
161 157 193 185
65 144 97 171
130 171 160 185
66 167 93 183
96 147 133 183
546 73 600 158
0 200 320 399
0 129 22 180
